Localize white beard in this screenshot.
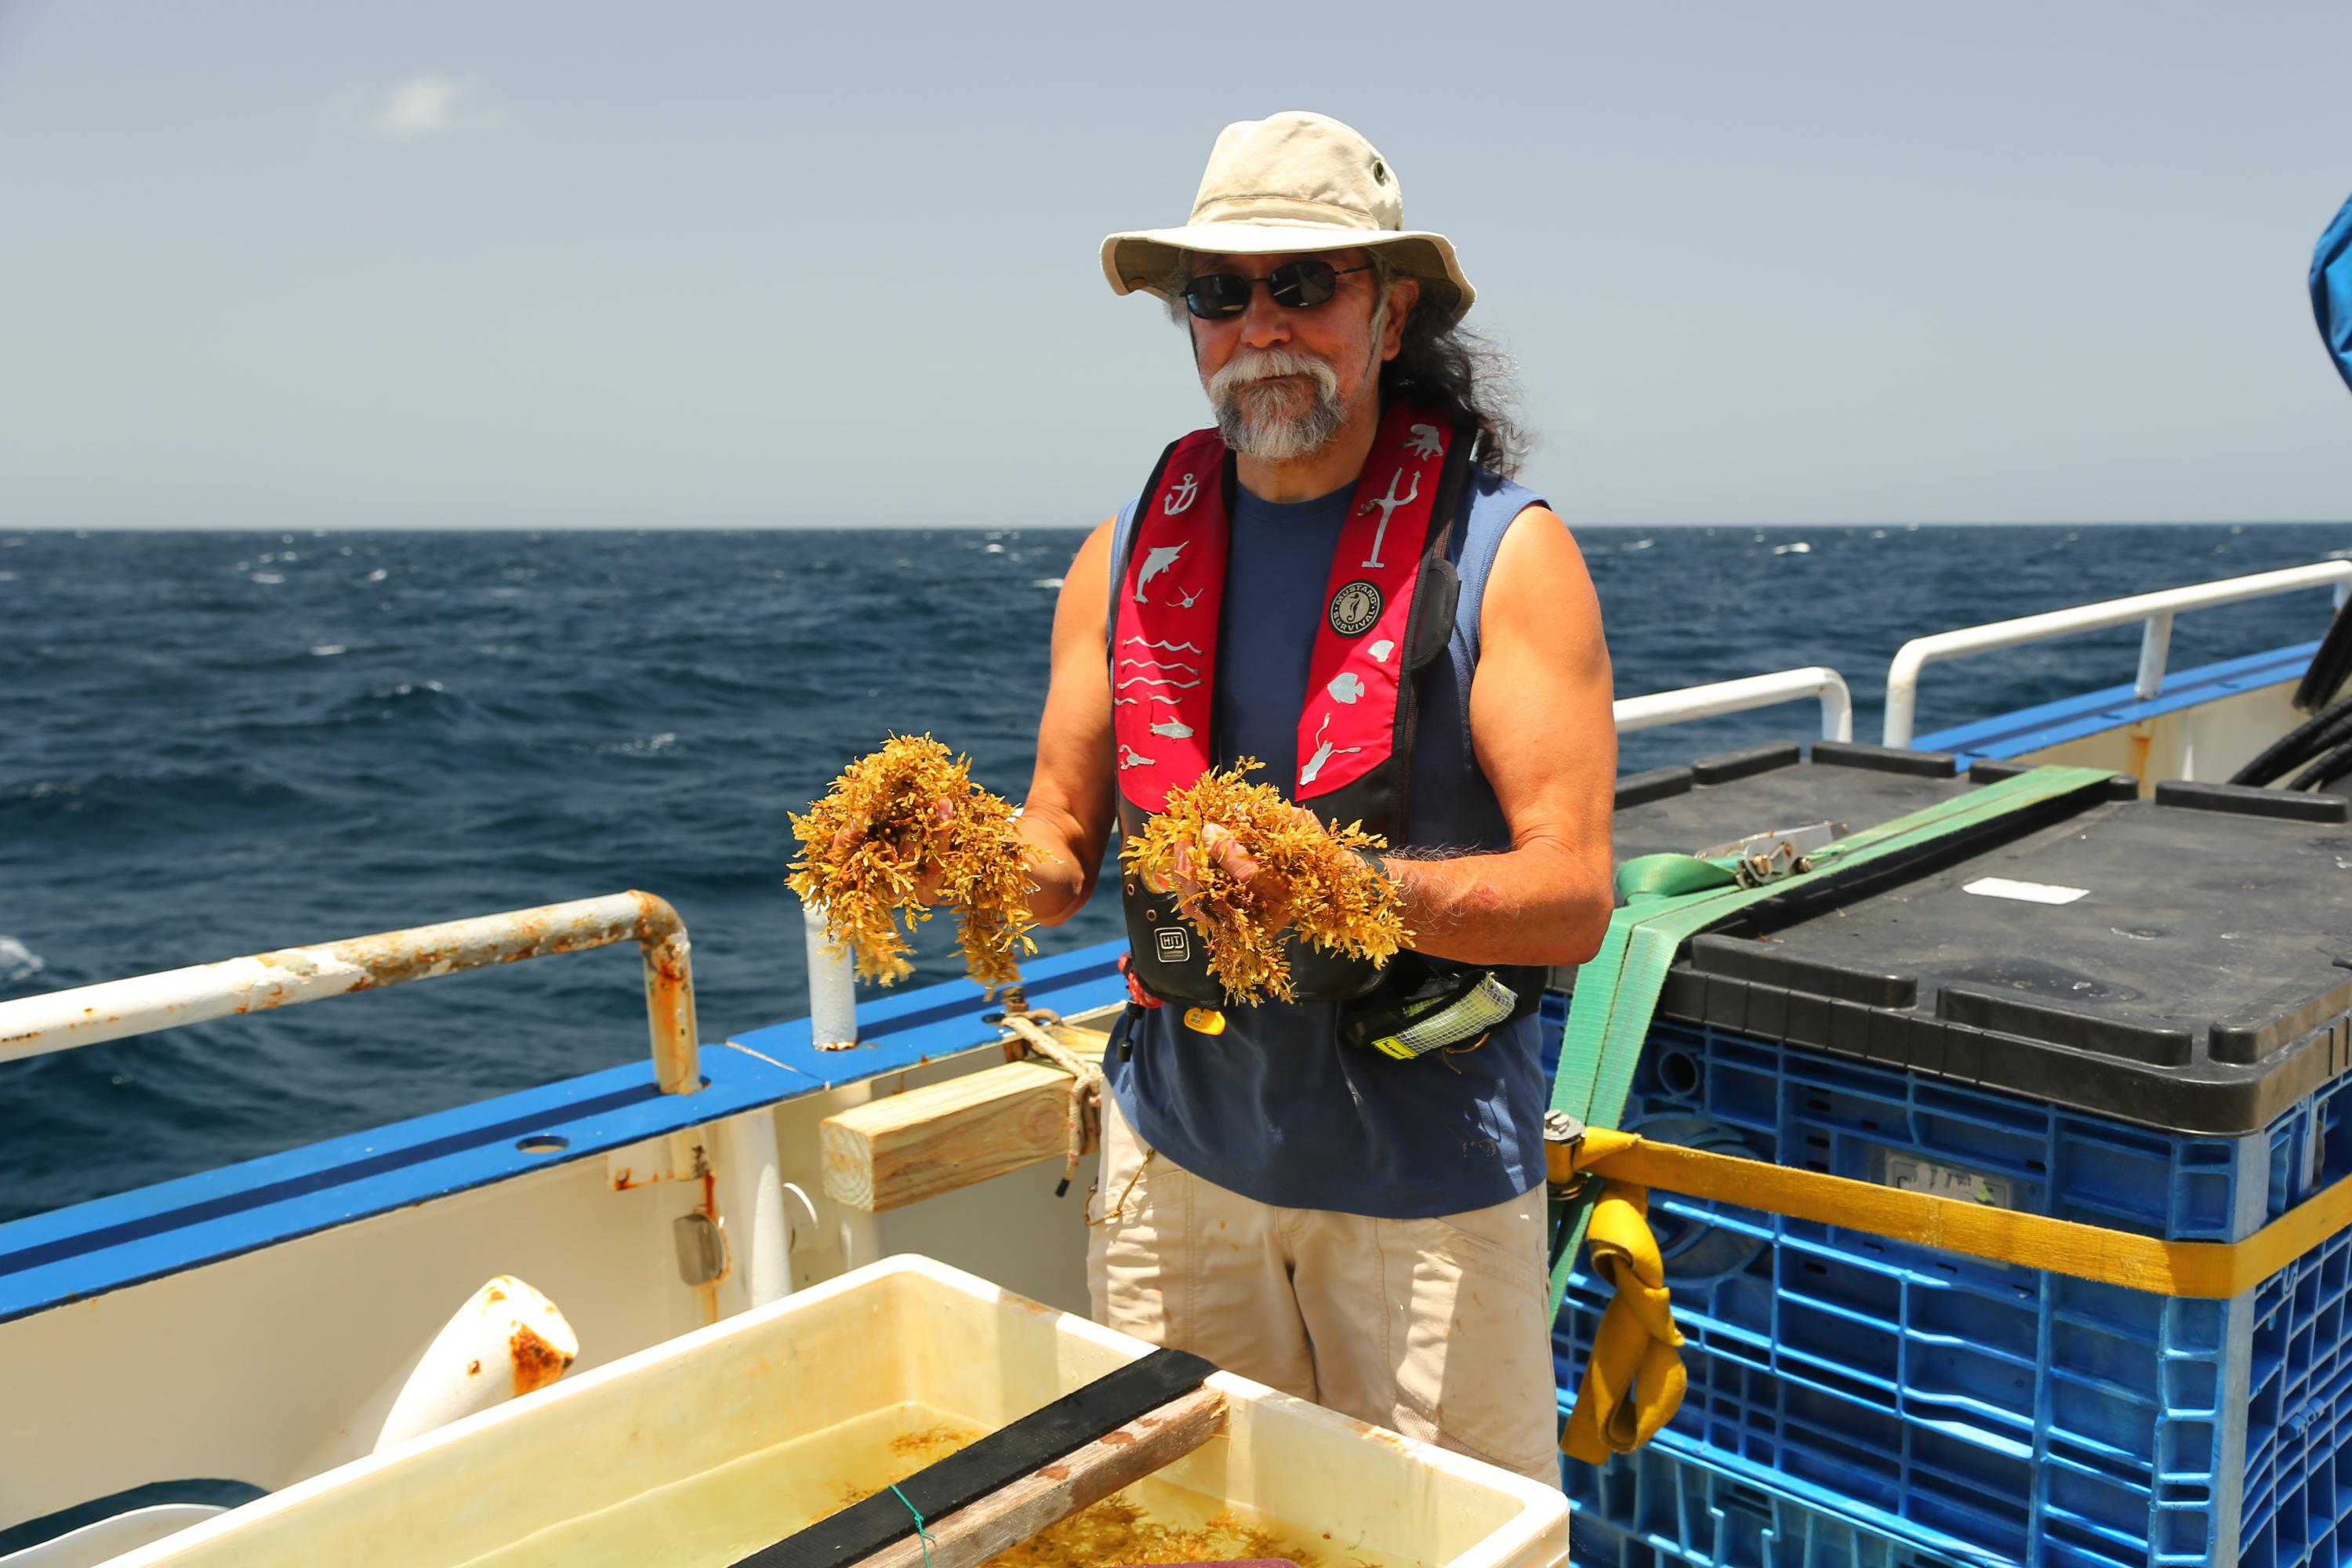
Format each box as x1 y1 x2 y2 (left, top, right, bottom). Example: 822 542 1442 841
1203 292 1389 462
1207 347 1348 462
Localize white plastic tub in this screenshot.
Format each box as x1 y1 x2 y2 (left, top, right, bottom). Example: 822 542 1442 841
110 1254 1566 1568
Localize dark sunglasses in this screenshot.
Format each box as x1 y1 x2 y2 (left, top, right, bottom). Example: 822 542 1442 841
1182 260 1374 321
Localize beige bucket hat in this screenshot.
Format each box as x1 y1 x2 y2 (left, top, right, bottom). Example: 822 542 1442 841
1101 111 1473 329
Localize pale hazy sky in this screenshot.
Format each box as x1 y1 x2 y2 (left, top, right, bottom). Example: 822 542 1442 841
5 2 2352 529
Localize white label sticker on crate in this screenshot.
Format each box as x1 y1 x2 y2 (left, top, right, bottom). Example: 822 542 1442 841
1882 1154 2016 1209
1962 876 2089 906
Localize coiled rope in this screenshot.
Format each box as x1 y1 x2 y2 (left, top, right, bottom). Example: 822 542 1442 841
1000 1007 1103 1197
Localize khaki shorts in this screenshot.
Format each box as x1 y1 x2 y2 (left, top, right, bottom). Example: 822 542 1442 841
1087 1093 1562 1485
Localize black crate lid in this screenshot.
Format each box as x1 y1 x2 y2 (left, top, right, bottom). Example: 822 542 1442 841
1614 743 1976 865
1645 781 2352 1134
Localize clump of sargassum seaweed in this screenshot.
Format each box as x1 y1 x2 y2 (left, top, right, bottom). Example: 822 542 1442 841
1120 759 1409 1004
835 1422 1318 1568
788 735 1036 994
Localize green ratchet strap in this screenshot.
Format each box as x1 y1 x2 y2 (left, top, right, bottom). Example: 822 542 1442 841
1545 764 2119 1317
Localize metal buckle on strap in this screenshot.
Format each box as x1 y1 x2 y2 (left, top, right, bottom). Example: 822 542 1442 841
1544 1109 1588 1197
1692 821 1840 887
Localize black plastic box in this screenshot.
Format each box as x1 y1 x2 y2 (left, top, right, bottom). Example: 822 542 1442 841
1607 746 2352 1134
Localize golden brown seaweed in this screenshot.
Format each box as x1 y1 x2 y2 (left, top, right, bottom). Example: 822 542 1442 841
1120 759 1410 1004
837 1420 1327 1568
786 735 1036 993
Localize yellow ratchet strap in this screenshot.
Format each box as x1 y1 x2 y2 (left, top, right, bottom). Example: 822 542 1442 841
1562 1127 2352 1301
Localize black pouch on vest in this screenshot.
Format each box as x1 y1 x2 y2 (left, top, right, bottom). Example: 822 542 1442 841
1338 951 1546 1061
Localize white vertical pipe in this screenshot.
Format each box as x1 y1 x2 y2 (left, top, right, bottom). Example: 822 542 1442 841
1818 678 1855 742
2135 612 2175 701
1882 655 1924 750
719 1109 791 1308
800 898 858 1051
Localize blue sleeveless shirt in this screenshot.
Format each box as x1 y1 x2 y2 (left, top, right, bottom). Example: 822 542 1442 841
1105 465 1548 1218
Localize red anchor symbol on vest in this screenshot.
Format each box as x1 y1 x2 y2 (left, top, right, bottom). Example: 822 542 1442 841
1359 466 1417 569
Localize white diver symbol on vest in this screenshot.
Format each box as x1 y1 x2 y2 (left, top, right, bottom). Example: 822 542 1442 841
1134 541 1187 602
1298 713 1364 786
1406 423 1443 459
1164 471 1199 514
1360 466 1418 569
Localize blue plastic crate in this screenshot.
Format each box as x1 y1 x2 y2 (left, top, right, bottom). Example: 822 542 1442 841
1544 1001 2352 1568
1565 1432 1984 1568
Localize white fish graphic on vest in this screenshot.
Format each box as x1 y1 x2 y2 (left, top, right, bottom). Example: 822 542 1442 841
1134 541 1188 603
1327 672 1367 704
1368 639 1396 665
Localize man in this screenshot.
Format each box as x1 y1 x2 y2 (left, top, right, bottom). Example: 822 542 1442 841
1014 111 1615 1483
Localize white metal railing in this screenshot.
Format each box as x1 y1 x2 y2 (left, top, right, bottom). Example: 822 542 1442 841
1613 666 1854 743
0 891 701 1092
1881 561 2352 748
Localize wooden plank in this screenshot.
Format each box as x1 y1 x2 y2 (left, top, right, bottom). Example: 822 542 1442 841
821 1024 1110 1213
852 1387 1225 1568
738 1346 1218 1568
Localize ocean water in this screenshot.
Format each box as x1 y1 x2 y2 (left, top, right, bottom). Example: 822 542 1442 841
2 522 2347 1224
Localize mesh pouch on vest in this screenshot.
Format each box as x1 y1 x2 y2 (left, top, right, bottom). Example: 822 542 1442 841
1338 951 1544 1061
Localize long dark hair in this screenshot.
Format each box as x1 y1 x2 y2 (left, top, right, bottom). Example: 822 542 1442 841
1372 255 1530 477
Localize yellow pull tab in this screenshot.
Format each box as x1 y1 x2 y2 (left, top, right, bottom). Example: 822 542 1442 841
1183 1007 1227 1036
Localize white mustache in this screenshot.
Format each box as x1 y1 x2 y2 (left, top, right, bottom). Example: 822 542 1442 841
1206 347 1341 405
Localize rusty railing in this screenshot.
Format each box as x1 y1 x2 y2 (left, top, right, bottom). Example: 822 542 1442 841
0 891 700 1093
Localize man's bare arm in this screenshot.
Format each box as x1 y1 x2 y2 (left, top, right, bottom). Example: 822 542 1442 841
1385 506 1616 967
1018 519 1119 925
